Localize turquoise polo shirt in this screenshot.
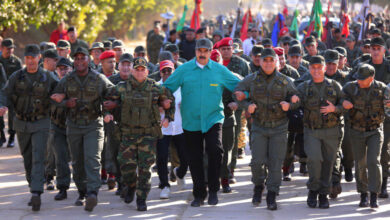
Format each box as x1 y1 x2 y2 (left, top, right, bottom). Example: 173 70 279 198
163 59 240 133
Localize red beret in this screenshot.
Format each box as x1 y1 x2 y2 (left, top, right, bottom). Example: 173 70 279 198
279 27 289 37
99 50 116 60
273 47 285 56
210 49 222 63
160 60 175 71
217 37 233 48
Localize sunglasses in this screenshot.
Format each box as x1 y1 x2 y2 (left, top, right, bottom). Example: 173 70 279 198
161 68 173 74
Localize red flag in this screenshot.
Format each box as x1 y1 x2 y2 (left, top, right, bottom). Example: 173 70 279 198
190 0 202 30
240 9 253 41
341 13 350 38
321 0 332 42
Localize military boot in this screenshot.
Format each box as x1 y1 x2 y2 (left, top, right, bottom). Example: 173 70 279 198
136 197 147 211
359 193 369 207
307 190 318 208
84 192 98 212
75 191 86 206
107 175 116 190
318 194 330 209
124 186 136 204
54 189 67 200
370 192 379 208
46 175 55 190
379 177 388 198
208 191 218 205
300 162 308 175
266 191 277 210
329 182 342 199
252 184 264 206
115 181 122 196
221 178 232 193
31 192 41 211
7 133 15 148
344 168 353 182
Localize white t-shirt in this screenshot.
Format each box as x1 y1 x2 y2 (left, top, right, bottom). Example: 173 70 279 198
159 80 183 135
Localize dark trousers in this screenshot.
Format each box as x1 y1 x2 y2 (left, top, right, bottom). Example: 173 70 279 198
184 123 223 199
156 133 189 188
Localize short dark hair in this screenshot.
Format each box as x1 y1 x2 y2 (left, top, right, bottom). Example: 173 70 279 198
67 26 76 33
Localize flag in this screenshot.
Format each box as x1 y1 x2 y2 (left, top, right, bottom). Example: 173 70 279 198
230 7 242 39
358 0 370 41
240 9 253 41
290 9 299 39
190 0 202 31
271 13 286 47
305 0 323 38
282 0 289 19
176 4 189 32
341 14 350 38
321 0 331 42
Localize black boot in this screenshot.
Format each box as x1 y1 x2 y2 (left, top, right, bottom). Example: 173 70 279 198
329 182 342 199
31 192 41 211
7 133 14 148
46 176 55 191
307 190 318 208
208 191 218 205
190 197 204 207
379 177 388 198
370 192 379 208
0 130 5 146
107 177 116 190
359 193 369 207
136 197 147 211
252 185 264 206
124 186 135 204
84 192 98 212
300 162 308 175
75 191 86 206
54 189 67 201
318 194 329 209
266 191 277 210
344 168 353 182
115 181 122 196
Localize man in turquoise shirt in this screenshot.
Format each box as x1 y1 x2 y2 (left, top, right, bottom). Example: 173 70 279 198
163 38 240 207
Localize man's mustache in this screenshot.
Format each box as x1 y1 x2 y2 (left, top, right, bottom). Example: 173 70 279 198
199 56 206 59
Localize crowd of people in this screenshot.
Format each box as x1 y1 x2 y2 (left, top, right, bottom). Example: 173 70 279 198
0 6 390 215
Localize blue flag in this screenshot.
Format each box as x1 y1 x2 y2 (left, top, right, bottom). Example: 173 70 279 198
271 13 286 47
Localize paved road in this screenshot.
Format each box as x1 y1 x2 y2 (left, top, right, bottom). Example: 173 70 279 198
0 141 389 220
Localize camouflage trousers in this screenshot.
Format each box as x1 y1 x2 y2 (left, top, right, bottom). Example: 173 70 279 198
118 135 156 200
237 112 247 149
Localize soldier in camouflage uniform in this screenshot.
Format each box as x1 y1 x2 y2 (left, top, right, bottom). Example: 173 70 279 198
335 47 352 74
147 22 165 64
0 44 59 211
345 35 360 67
303 36 320 63
288 46 310 83
0 38 22 147
133 46 155 72
234 48 300 210
89 42 104 71
342 64 389 208
105 57 174 211
112 40 125 70
274 47 300 80
297 55 345 209
249 45 263 73
67 26 89 57
52 47 114 212
56 40 73 64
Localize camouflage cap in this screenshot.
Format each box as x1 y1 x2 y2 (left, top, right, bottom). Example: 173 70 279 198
361 53 372 62
39 42 48 52
195 38 213 50
56 57 72 67
370 28 381 35
233 43 243 54
43 49 59 59
233 38 243 46
310 55 325 65
346 35 356 42
1 38 15 48
261 38 273 47
371 37 385 47
356 63 375 80
260 48 277 59
212 30 224 38
24 44 40 57
304 36 316 46
119 53 134 63
44 42 56 51
289 39 301 47
288 45 302 57
57 40 70 49
112 40 124 48
334 47 347 57
90 42 104 51
72 47 89 58
324 49 340 64
103 40 112 49
107 37 116 43
134 45 146 54
164 44 179 53
158 51 174 62
281 36 292 44
133 57 148 69
362 39 371 46
251 45 264 56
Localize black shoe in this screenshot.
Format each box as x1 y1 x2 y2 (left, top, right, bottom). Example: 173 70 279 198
75 192 86 206
238 148 244 159
370 192 379 208
136 198 147 211
31 192 41 211
266 191 277 210
46 180 55 191
379 177 388 198
107 177 116 190
190 198 204 207
54 189 67 201
318 194 329 209
344 168 353 182
300 163 308 175
329 183 342 199
222 185 232 193
115 181 122 196
0 130 5 146
283 172 291 181
252 185 264 206
307 190 318 208
359 193 369 207
170 168 177 183
208 192 218 205
7 133 14 148
84 192 98 212
124 186 135 204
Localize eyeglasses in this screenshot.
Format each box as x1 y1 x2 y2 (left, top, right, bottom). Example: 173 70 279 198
161 68 173 74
